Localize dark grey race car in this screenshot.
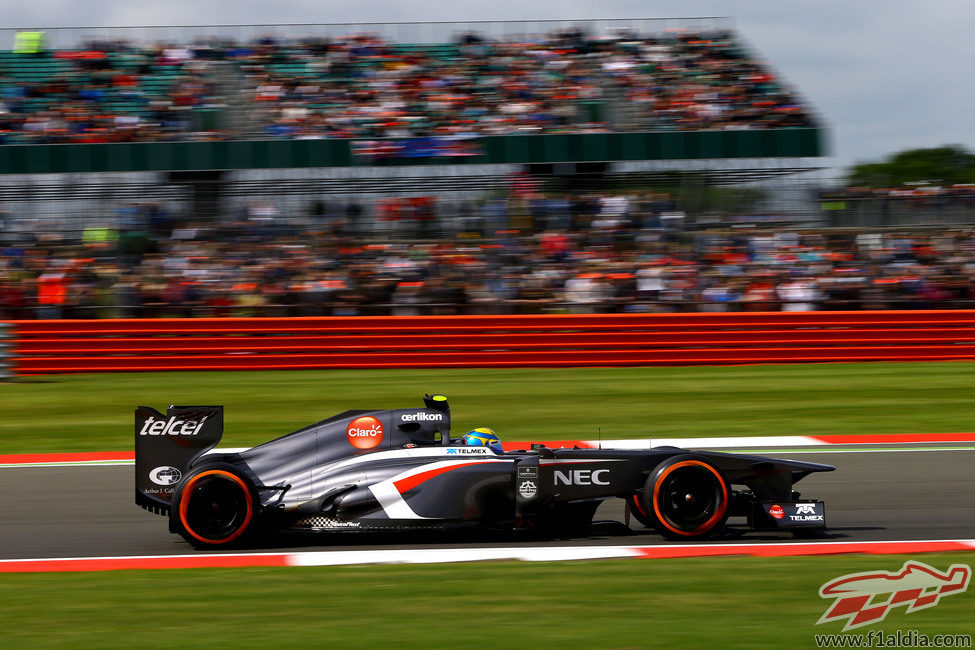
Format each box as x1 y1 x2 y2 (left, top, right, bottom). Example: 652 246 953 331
135 395 834 548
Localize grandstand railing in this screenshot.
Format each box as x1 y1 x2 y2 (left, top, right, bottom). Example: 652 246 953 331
2 18 733 50
0 130 825 175
8 310 975 374
0 322 10 380
7 298 975 321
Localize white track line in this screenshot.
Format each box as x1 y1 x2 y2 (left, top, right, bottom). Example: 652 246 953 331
3 539 975 573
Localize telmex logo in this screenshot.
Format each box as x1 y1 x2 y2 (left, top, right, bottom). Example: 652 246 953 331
149 466 182 486
347 416 384 449
791 503 823 522
818 560 971 631
400 412 443 422
554 469 610 486
139 416 208 436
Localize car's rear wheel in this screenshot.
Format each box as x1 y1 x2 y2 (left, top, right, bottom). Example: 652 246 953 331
171 467 255 548
640 455 730 540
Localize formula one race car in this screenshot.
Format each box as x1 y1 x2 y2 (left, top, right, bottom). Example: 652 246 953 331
135 395 834 548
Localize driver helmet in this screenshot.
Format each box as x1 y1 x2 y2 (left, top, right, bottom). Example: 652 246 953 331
463 427 503 453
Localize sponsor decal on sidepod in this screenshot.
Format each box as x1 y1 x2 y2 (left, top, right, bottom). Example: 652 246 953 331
346 416 385 449
518 480 537 498
553 469 610 486
400 412 443 422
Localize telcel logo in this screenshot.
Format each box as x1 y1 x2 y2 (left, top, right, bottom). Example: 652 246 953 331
139 416 208 436
347 416 384 449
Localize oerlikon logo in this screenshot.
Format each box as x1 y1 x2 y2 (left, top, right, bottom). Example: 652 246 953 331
817 560 971 631
347 416 384 449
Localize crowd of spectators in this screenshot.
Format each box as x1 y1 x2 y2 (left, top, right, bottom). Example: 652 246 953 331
2 191 974 320
0 42 226 143
819 183 975 228
823 184 975 210
243 28 813 139
0 27 815 144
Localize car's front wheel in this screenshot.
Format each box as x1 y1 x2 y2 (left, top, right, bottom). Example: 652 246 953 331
639 455 730 540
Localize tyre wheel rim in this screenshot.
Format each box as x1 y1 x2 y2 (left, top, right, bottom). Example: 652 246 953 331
657 466 722 532
183 474 250 541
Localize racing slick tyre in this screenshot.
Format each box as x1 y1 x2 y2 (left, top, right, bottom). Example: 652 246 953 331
170 465 257 548
640 455 730 540
627 493 655 529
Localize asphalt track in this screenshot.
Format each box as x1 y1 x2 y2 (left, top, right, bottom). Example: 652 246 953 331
1 449 973 561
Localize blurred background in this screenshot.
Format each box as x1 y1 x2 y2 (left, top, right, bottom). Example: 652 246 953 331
1 19 974 319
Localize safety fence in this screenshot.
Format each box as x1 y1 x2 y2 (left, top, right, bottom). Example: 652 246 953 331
6 310 975 375
0 129 824 175
0 322 11 379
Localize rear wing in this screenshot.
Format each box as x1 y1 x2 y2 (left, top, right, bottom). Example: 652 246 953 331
135 405 223 514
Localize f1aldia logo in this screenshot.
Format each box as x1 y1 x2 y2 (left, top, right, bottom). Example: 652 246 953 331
817 560 971 631
347 416 384 449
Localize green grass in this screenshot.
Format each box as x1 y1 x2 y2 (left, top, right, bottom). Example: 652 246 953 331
2 362 974 453
2 554 974 648
3 363 975 648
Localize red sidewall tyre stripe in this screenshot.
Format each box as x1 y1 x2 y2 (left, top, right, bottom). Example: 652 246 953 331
631 494 649 518
178 470 254 545
651 460 728 537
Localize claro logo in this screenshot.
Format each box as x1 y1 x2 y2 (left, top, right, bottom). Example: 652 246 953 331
139 416 208 436
347 416 385 449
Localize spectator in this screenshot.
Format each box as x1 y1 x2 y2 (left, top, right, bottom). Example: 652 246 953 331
5 189 975 318
0 27 814 143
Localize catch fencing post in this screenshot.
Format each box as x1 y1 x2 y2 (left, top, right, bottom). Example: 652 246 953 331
0 322 11 381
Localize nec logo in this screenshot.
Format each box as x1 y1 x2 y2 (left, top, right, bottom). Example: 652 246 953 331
139 416 208 436
553 469 610 486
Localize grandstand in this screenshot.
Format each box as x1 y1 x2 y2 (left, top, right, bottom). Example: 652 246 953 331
26 20 975 320
0 19 826 230
0 22 815 143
